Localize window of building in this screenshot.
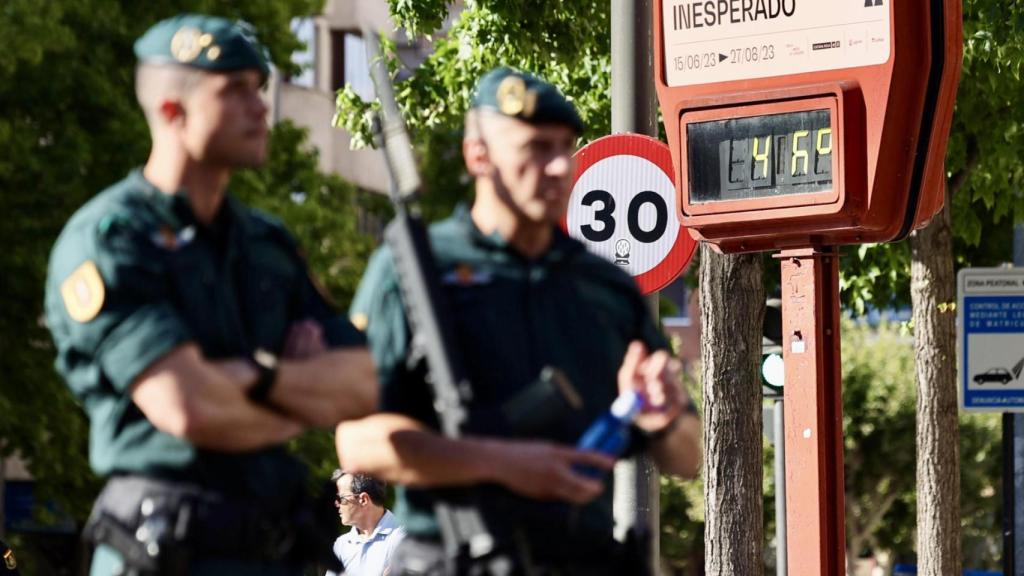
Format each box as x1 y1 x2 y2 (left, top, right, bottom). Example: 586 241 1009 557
661 277 691 328
287 18 316 88
331 30 374 100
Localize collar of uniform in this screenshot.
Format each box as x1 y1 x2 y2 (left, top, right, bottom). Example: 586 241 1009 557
128 168 250 236
128 168 195 230
452 204 507 251
452 203 582 265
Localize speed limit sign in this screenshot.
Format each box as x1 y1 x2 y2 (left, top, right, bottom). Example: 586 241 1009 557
565 134 696 294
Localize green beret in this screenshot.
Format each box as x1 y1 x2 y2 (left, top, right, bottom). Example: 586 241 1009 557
134 14 270 78
471 67 585 134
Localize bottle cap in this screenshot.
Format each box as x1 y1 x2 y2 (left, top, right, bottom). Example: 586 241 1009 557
610 390 643 422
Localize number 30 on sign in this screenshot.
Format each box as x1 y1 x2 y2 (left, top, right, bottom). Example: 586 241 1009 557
564 134 696 294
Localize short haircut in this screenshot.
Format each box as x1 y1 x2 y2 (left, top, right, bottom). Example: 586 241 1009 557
464 109 482 141
331 469 387 507
134 63 205 122
463 108 507 142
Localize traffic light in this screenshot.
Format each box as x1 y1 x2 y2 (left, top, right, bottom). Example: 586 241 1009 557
762 298 784 396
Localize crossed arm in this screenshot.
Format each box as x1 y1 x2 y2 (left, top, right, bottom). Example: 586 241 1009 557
131 320 378 452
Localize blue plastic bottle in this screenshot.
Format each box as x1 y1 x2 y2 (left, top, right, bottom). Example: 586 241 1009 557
575 390 643 477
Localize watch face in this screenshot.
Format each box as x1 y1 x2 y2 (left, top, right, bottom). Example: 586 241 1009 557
253 347 279 369
687 109 834 203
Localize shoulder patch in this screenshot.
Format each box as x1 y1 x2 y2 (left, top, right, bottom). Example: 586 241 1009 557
60 260 106 323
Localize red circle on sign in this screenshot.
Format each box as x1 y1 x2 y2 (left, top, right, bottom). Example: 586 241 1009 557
563 134 696 294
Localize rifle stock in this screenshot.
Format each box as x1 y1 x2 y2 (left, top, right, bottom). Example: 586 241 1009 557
362 29 513 574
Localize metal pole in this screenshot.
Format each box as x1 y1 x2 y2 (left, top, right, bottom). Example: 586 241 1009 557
1005 413 1016 576
611 0 657 136
777 248 846 576
610 0 660 571
1013 223 1024 575
775 399 788 576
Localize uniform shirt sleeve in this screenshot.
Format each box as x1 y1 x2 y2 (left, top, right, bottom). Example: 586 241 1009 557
573 250 671 354
252 208 365 349
350 248 437 426
635 290 671 353
46 215 191 396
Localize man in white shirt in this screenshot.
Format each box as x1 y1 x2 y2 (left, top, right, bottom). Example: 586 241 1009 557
326 470 407 576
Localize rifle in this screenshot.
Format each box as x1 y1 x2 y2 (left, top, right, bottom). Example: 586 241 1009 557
362 29 516 576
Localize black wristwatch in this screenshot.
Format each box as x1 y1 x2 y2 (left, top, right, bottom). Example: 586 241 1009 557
249 348 279 403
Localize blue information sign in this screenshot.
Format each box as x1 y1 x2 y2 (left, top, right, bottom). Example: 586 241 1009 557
958 268 1024 412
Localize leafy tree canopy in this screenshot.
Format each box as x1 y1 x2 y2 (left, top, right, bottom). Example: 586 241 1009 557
335 0 611 217
841 0 1024 313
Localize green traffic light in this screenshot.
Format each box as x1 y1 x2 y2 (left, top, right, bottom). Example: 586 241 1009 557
762 352 785 391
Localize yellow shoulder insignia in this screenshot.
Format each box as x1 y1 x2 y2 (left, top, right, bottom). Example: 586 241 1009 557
60 260 106 323
3 549 15 570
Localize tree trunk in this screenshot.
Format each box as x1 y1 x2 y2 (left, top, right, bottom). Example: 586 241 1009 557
909 186 961 575
700 244 765 575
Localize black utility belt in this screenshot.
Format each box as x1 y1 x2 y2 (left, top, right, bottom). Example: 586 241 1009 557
84 475 301 570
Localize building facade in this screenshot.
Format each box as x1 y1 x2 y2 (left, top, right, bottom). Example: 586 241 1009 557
270 1 450 193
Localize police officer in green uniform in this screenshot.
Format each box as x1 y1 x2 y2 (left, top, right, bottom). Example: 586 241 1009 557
336 68 702 575
44 14 377 575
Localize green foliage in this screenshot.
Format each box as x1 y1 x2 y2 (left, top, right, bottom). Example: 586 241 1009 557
959 410 1003 570
662 320 1003 572
838 0 1024 311
659 359 706 574
842 320 918 562
840 243 912 317
839 320 1002 570
660 473 706 574
335 0 612 217
950 0 1024 240
0 0 372 539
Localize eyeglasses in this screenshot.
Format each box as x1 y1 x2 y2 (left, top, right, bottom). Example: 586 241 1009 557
335 493 359 505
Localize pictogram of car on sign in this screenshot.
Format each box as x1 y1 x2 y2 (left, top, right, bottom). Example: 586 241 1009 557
973 368 1015 385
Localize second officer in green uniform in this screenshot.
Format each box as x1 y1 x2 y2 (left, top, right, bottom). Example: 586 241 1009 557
45 14 377 575
337 68 702 575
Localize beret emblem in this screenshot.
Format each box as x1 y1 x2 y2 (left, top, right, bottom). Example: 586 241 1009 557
170 26 204 63
497 76 527 116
